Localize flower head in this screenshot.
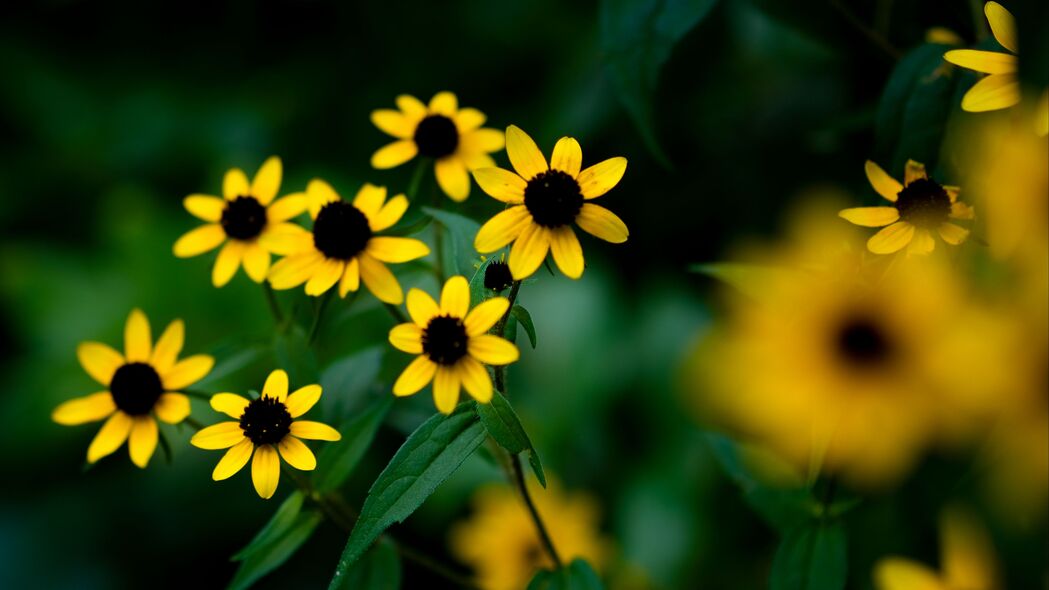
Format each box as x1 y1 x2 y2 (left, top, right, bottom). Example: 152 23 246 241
190 369 341 499
943 2 1019 113
174 156 309 287
389 276 519 414
839 160 973 255
266 181 430 304
473 125 629 280
371 92 505 201
53 309 213 468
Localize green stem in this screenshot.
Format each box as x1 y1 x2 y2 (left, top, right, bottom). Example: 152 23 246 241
182 389 212 401
406 158 430 201
491 280 522 393
511 453 563 569
307 290 335 345
383 302 409 324
262 283 284 324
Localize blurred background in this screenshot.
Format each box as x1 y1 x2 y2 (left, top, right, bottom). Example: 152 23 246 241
1 0 1046 588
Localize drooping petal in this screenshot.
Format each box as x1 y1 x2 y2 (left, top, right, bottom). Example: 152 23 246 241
268 250 324 290
150 319 184 375
507 223 550 280
289 421 342 441
210 392 251 419
124 308 152 362
440 275 470 318
251 444 281 499
943 49 1017 74
432 366 461 414
435 157 471 202
393 355 437 396
467 335 520 365
241 243 271 283
505 125 547 180
77 342 124 386
358 253 404 304
212 241 246 287
938 222 970 245
371 109 415 139
371 140 418 169
838 207 900 227
984 1 1018 53
52 392 115 425
191 421 246 450
154 393 191 424
864 160 902 202
904 160 927 185
353 183 386 219
575 203 629 243
278 436 317 470
266 193 309 223
338 258 360 298
223 168 250 200
550 137 583 177
251 156 282 205
407 288 440 326
549 226 585 279
263 369 290 402
369 195 409 232
461 151 497 170
87 412 133 463
389 323 424 354
457 357 493 403
475 206 532 252
577 157 627 199
961 74 1021 112
366 236 430 263
128 416 159 468
306 179 341 219
472 167 526 204
304 259 345 296
184 195 225 222
950 202 975 220
867 222 916 254
907 229 936 255
460 128 506 155
213 438 254 481
173 224 226 257
464 298 510 337
429 91 458 115
161 355 214 391
285 384 322 418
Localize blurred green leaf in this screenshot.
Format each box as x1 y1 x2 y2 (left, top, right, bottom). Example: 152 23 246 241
273 324 320 385
769 523 847 590
328 402 486 586
331 538 401 590
476 390 547 487
469 254 501 304
422 207 482 277
527 558 605 590
233 491 305 561
228 508 323 590
504 312 519 344
511 305 537 349
313 397 393 493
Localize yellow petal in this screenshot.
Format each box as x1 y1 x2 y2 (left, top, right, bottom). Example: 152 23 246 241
943 185 961 203
154 393 191 424
941 509 996 590
550 137 583 177
938 222 970 245
223 168 250 200
286 384 322 418
77 342 124 386
371 140 418 169
467 335 520 365
432 366 460 414
462 151 496 170
950 202 975 220
389 323 424 354
267 193 309 222
369 195 409 232
278 436 317 470
371 108 414 139
289 420 341 441
173 224 226 258
263 369 290 402
213 438 254 481
124 308 152 362
150 319 184 375
407 288 440 326
162 354 214 390
210 392 251 419
366 236 430 263
873 558 946 590
52 392 115 425
455 107 486 132
393 355 437 396
242 243 271 283
436 157 471 201
359 253 404 304
943 49 1017 74
475 206 532 252
252 444 281 499
87 412 132 463
353 183 386 219
867 222 915 254
429 91 458 115
128 416 158 468
961 74 1021 112
864 160 902 202
191 421 246 450
577 157 627 199
440 275 470 318
306 178 341 219
460 128 505 155
576 203 629 243
549 226 584 279
908 229 936 255
472 167 526 204
838 207 900 227
268 250 324 290
904 159 927 185
464 298 510 337
457 357 493 403
505 125 548 180
259 223 312 256
338 257 360 298
305 259 345 296
508 223 550 280
396 94 427 118
984 1 1017 53
251 156 282 205
184 195 225 222
212 240 246 287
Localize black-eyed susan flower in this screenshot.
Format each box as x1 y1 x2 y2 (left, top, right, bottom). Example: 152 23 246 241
174 156 310 287
371 92 504 201
190 369 340 499
482 254 514 293
839 160 973 255
388 275 519 414
266 181 429 304
943 2 1019 113
874 508 997 590
52 309 214 468
472 125 629 280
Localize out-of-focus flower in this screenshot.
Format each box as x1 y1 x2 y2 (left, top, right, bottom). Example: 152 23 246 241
473 125 628 280
874 508 997 590
53 309 213 468
173 156 309 287
191 369 340 499
450 478 611 590
839 160 972 255
925 27 963 46
266 181 429 304
370 92 504 201
944 2 1019 113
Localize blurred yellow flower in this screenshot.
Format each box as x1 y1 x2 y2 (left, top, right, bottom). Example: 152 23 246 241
370 91 504 201
266 181 429 304
450 478 611 590
190 369 340 499
839 160 973 255
473 125 629 280
388 276 518 414
173 156 309 287
53 309 213 468
944 2 1019 113
874 508 997 590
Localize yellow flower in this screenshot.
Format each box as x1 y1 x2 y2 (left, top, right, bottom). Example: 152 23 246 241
473 125 629 280
874 508 997 590
450 479 611 590
173 156 309 287
52 309 213 468
190 369 341 499
388 276 519 414
266 181 430 304
839 160 973 255
370 92 505 201
943 2 1019 113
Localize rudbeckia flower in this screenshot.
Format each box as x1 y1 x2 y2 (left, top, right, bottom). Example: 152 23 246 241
52 309 214 468
874 508 997 590
943 2 1019 113
473 125 629 280
370 92 504 201
173 156 309 287
839 160 973 255
190 369 341 499
266 181 430 304
388 276 519 414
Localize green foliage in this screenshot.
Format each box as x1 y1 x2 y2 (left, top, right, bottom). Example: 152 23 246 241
332 538 401 590
228 505 324 590
527 559 605 590
422 207 482 277
769 523 847 590
273 324 320 385
312 397 393 493
476 390 547 487
511 305 537 348
469 254 501 303
232 491 306 561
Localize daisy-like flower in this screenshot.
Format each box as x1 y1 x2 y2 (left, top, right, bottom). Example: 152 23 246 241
173 156 309 287
388 275 519 414
473 125 629 280
943 2 1020 113
266 181 430 304
839 160 974 255
370 92 504 201
52 309 214 468
190 369 341 499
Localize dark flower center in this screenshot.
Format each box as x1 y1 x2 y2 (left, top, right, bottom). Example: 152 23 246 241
109 362 164 416
524 170 584 228
413 115 459 158
221 196 268 240
895 178 951 228
484 261 514 292
835 317 892 367
313 201 373 260
422 315 469 365
239 396 293 446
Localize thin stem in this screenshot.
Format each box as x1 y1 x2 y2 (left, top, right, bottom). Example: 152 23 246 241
262 283 284 324
406 158 430 201
491 280 522 393
511 453 562 568
433 219 446 284
307 290 335 345
182 389 212 401
383 302 409 324
828 0 901 60
184 416 206 430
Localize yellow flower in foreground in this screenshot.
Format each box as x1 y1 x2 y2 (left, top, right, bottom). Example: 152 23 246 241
473 125 629 280
371 91 504 201
388 276 519 414
190 369 340 499
874 508 997 590
173 156 309 287
53 309 213 468
839 160 973 255
266 181 429 304
943 2 1019 113
450 479 611 590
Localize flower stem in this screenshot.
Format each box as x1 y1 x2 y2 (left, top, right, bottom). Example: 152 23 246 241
383 302 409 324
307 290 335 345
262 282 284 324
406 158 430 202
491 280 522 392
511 452 562 569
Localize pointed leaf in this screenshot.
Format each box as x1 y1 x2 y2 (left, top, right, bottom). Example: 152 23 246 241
476 390 547 487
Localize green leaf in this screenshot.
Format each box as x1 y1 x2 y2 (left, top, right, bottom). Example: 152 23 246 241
527 558 605 590
422 207 482 277
511 305 537 349
328 402 487 587
331 537 401 590
228 509 323 590
690 263 798 305
600 0 719 166
274 324 320 385
504 312 519 343
469 255 501 304
769 523 847 590
233 491 305 561
384 213 433 237
476 390 547 487
313 397 393 493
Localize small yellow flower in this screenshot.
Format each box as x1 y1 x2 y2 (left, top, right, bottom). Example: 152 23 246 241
388 276 519 414
53 309 214 468
473 125 629 280
943 2 1019 113
266 181 430 304
190 369 341 499
370 92 505 201
874 508 997 590
839 160 973 255
173 156 309 287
